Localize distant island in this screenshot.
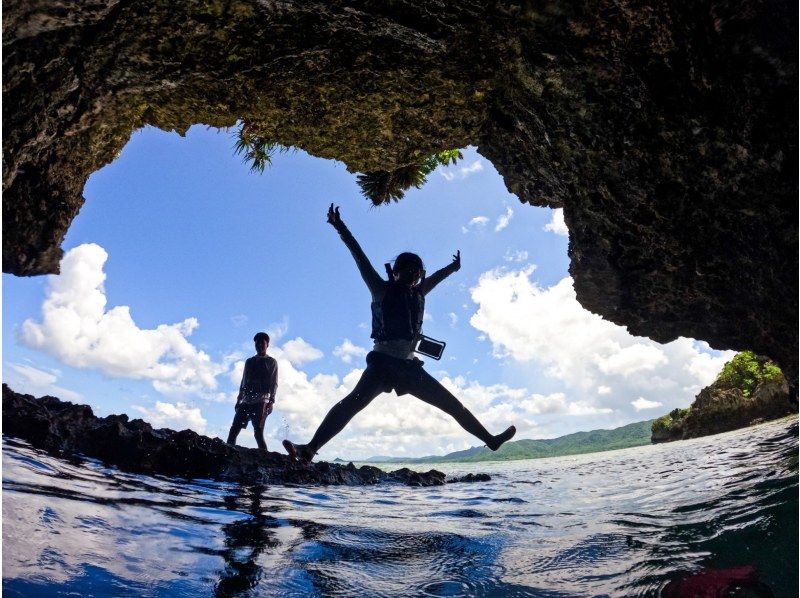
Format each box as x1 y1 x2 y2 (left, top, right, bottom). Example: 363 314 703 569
348 420 654 464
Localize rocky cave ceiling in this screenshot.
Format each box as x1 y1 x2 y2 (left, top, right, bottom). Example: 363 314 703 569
3 0 797 386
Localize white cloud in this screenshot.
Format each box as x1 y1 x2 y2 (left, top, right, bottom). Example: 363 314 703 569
333 339 368 364
632 397 664 411
469 266 736 421
6 362 82 402
494 207 514 232
19 244 225 396
256 343 621 459
441 159 484 182
266 317 289 341
280 337 324 365
595 343 667 376
229 360 246 387
544 208 569 236
504 249 529 263
133 401 207 433
448 312 459 327
461 216 489 233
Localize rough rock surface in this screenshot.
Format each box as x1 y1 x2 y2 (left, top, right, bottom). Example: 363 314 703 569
651 366 795 443
3 0 797 384
2 385 487 486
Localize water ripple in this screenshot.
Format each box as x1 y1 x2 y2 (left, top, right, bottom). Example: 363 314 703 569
2 417 797 597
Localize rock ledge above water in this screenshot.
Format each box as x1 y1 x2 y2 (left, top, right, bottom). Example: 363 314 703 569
2 385 488 487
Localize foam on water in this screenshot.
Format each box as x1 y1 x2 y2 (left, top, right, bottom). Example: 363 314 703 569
3 418 797 597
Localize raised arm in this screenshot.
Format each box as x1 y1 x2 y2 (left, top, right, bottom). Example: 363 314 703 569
327 204 383 296
422 250 461 296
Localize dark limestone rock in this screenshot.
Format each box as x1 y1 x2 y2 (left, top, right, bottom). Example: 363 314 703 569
2 0 797 386
449 472 492 483
1 385 483 487
651 357 796 443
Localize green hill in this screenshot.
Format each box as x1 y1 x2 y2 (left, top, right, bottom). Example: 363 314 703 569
365 420 655 464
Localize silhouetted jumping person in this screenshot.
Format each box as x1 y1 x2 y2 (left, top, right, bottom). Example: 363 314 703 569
282 204 516 464
227 332 278 450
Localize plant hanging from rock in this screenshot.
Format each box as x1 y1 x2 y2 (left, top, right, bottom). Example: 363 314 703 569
234 124 462 205
356 149 462 205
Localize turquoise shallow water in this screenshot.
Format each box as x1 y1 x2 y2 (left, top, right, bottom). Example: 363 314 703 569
3 418 797 597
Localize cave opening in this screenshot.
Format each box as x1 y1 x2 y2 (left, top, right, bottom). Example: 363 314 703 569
2 122 746 458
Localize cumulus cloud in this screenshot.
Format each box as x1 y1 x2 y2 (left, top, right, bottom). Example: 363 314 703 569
6 363 82 402
133 401 207 433
333 339 368 364
595 343 668 376
253 343 619 458
631 397 664 411
461 216 489 233
494 207 514 232
448 312 459 327
440 159 484 182
20 244 226 396
544 208 569 236
280 337 324 365
469 266 736 420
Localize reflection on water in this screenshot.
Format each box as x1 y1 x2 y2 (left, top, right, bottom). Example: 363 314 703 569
2 418 797 597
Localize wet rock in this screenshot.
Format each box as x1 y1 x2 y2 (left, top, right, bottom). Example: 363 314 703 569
2 385 487 487
449 473 492 483
2 0 797 388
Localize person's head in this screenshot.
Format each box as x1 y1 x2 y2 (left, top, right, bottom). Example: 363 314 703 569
392 252 424 285
253 332 270 356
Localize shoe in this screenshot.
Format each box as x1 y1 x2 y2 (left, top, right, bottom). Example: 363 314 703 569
487 425 516 451
282 439 315 465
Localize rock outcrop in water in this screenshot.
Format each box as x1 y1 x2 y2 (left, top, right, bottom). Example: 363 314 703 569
2 0 797 388
1 385 487 487
651 352 794 442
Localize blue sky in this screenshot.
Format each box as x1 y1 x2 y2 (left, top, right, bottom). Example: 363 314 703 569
2 125 735 459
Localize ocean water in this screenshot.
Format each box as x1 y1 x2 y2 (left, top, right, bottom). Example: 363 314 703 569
2 418 797 597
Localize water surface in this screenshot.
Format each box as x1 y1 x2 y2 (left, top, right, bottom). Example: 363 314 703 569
3 418 797 596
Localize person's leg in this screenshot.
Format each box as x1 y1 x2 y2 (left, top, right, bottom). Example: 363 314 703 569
249 405 268 450
407 369 516 450
284 367 384 462
226 407 249 445
307 369 384 451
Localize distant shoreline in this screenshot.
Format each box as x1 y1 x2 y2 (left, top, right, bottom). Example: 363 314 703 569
337 419 655 465
337 415 799 466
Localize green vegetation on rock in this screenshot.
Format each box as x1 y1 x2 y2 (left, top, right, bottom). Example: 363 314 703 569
234 125 462 205
716 350 783 397
651 351 792 443
234 128 291 173
651 408 690 436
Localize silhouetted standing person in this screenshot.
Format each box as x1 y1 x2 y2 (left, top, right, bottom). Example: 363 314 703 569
227 332 277 450
283 204 516 464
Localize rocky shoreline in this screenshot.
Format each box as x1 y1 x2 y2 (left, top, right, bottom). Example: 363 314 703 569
651 353 795 443
2 385 489 487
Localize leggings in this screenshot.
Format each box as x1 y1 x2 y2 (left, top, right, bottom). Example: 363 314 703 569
307 353 494 452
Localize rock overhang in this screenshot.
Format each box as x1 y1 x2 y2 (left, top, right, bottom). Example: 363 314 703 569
3 0 797 386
